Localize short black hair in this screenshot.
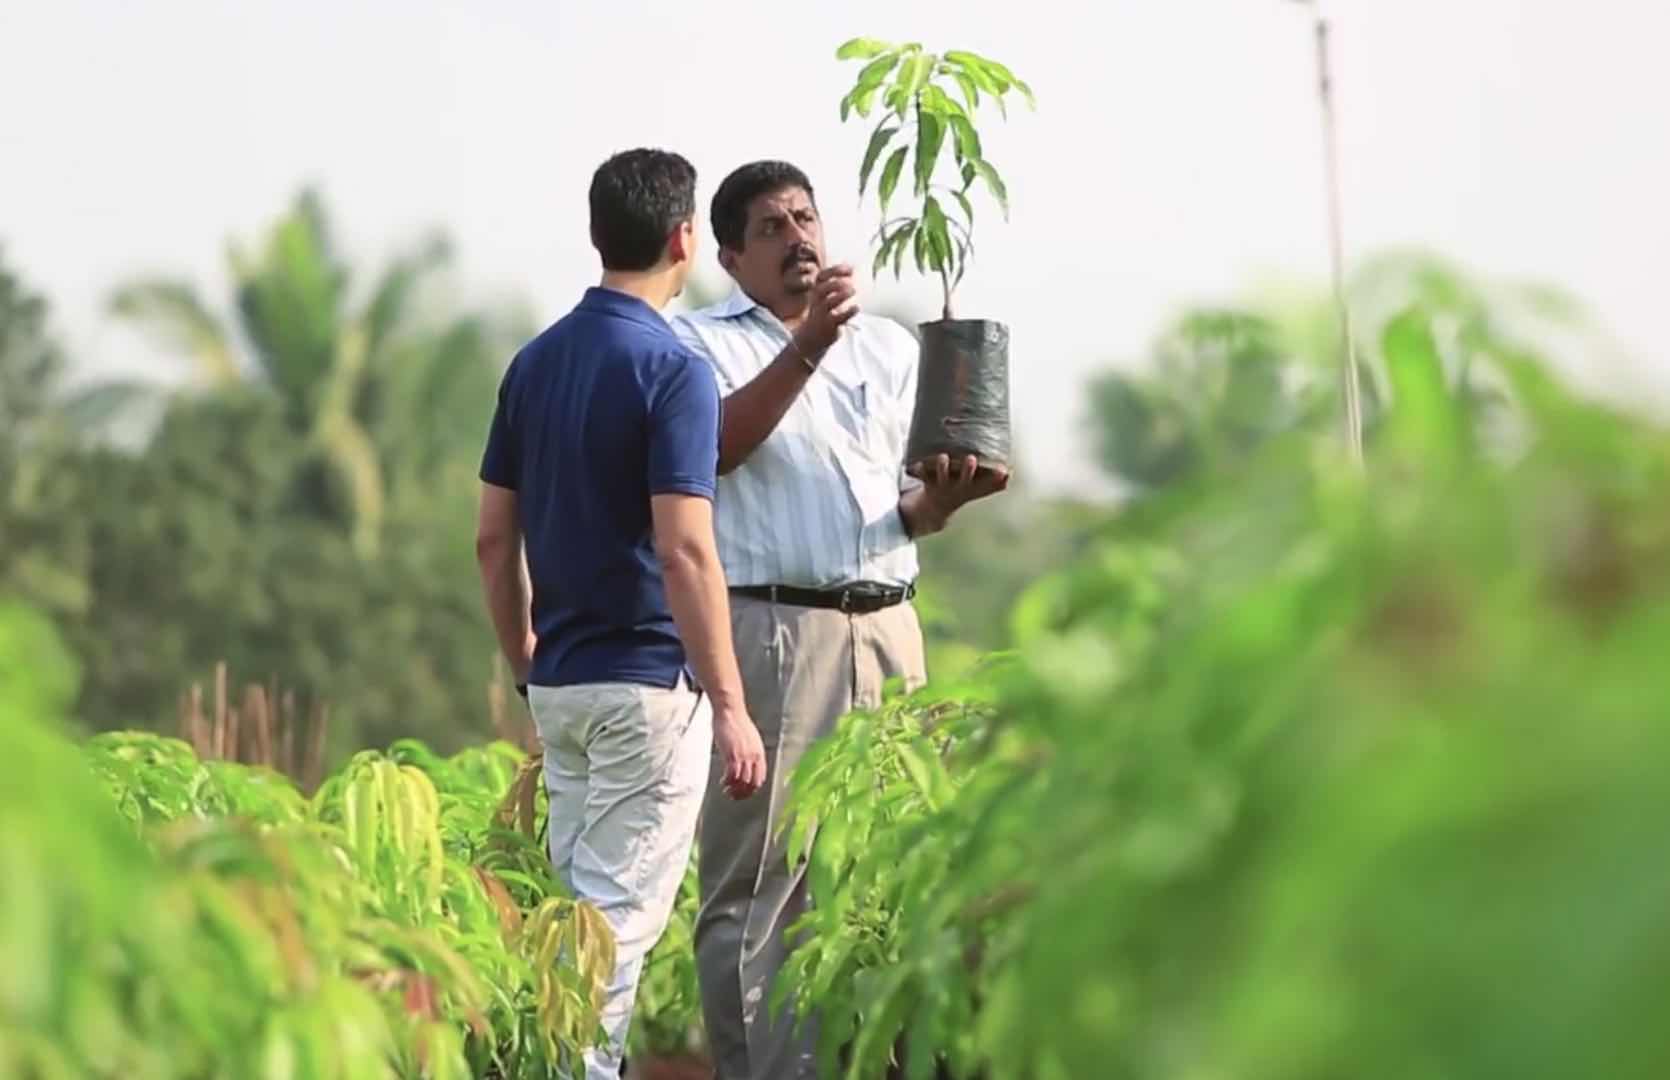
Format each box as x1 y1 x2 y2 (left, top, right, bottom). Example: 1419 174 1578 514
710 160 816 251
588 148 697 272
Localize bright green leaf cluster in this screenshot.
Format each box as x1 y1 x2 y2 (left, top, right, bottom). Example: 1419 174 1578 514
836 38 1033 315
4 723 620 1079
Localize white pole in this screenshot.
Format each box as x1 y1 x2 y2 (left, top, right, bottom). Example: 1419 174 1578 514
1302 1 1365 464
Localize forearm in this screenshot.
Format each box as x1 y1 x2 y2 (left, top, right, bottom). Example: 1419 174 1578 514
478 540 535 684
718 337 822 473
660 546 747 712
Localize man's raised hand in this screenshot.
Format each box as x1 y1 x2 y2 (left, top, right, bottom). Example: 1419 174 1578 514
797 264 859 357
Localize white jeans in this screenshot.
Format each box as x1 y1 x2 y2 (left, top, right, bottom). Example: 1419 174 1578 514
529 677 712 1080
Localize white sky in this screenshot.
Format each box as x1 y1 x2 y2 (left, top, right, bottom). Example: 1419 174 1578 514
2 0 1665 493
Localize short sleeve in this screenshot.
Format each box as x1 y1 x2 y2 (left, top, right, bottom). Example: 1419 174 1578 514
479 362 520 489
669 316 737 394
647 352 721 499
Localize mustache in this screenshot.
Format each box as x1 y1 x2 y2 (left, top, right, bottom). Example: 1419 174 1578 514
781 245 820 271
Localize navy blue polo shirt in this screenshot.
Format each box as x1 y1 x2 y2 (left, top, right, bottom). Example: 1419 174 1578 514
478 286 720 689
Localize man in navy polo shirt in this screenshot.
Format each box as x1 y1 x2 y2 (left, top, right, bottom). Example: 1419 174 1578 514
474 147 767 1080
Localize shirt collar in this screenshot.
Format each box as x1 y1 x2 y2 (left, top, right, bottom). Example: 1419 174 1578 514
710 286 765 320
578 285 671 331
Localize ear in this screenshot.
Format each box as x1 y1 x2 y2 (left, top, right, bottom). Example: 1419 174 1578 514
667 220 696 266
717 246 735 273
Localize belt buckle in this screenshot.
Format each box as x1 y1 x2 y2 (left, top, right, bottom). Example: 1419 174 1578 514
838 589 854 614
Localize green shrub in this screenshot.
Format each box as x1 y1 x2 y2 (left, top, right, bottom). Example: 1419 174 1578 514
1 720 614 1078
779 310 1670 1079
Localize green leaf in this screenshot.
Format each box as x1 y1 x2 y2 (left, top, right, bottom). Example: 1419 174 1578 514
107 279 239 384
921 83 965 120
914 112 947 197
912 225 930 275
836 37 890 60
872 222 914 280
973 158 1009 220
952 235 971 288
856 52 902 87
924 195 948 241
872 235 894 280
982 57 1024 93
886 84 911 120
953 71 981 112
853 82 886 119
950 114 982 164
1383 308 1465 458
923 199 951 274
853 61 898 119
948 55 1009 118
979 60 1016 91
952 189 976 230
878 147 908 213
859 123 900 195
897 53 935 98
893 224 915 278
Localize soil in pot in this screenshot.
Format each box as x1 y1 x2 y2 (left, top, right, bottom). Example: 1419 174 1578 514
905 318 1012 472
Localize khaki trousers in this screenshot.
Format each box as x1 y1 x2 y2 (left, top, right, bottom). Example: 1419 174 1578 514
528 679 712 1080
694 594 927 1080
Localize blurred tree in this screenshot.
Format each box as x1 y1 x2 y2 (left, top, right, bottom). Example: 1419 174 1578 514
108 188 527 557
0 248 98 620
0 194 534 756
1084 309 1311 494
1083 250 1598 496
61 386 500 755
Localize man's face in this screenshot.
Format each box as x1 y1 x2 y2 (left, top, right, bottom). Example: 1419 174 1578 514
723 186 825 307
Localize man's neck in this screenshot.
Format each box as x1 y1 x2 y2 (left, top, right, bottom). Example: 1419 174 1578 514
746 288 811 330
598 269 680 312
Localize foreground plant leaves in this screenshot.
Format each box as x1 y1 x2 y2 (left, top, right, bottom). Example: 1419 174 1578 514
779 311 1670 1079
0 725 617 1079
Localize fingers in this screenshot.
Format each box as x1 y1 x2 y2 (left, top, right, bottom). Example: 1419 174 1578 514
724 755 764 799
905 453 950 483
819 280 858 309
907 456 1012 498
814 266 859 322
719 728 767 800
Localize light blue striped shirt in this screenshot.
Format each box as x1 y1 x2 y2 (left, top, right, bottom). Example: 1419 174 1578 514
669 289 921 589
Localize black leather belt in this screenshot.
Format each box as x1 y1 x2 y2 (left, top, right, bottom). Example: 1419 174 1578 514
730 581 916 614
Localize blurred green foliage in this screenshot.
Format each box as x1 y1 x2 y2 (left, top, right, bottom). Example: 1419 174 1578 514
0 709 617 1079
778 299 1670 1079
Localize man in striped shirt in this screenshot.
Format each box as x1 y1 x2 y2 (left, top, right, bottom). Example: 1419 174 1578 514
671 159 1009 1080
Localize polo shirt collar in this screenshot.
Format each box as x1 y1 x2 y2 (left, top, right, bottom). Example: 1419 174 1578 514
579 285 670 330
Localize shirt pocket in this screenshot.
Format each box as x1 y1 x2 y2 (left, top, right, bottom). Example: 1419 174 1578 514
824 373 891 462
